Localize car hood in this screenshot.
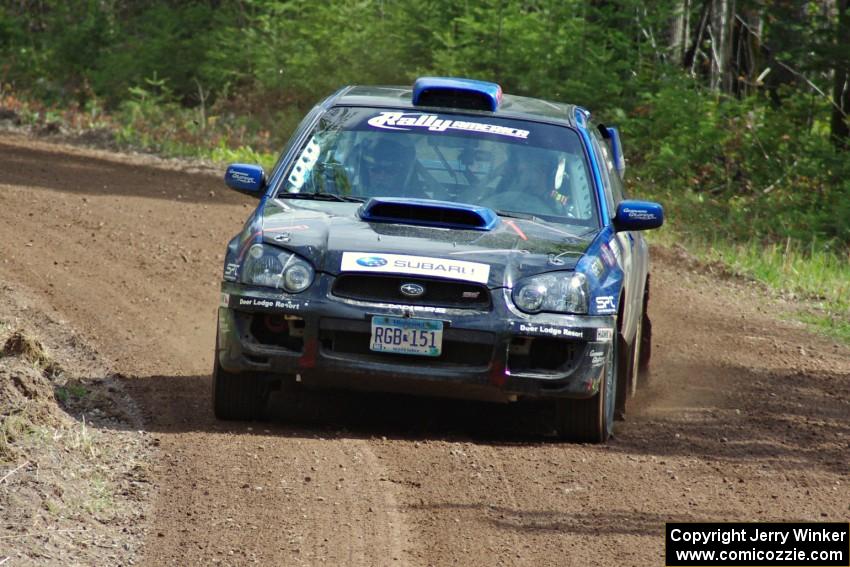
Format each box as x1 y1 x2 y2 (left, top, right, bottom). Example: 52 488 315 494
259 200 597 288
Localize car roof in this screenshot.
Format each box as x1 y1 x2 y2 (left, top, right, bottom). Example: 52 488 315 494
328 85 581 128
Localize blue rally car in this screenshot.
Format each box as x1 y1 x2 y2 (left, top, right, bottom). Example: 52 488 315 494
214 77 663 442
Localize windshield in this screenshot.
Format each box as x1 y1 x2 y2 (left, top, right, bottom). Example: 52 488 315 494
277 106 598 227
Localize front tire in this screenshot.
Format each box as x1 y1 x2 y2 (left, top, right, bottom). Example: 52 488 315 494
212 357 267 421
555 340 617 443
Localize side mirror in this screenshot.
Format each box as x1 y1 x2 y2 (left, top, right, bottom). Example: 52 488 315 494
614 200 664 232
224 164 265 197
606 126 625 177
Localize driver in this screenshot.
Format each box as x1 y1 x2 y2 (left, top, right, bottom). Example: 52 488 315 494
360 137 416 198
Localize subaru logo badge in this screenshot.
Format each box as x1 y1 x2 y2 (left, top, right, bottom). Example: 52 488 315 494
400 283 425 298
356 256 388 267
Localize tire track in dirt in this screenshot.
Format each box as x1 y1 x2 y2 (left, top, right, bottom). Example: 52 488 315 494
1 134 848 566
350 439 411 566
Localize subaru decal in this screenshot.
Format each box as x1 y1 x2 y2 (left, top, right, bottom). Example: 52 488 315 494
357 256 389 267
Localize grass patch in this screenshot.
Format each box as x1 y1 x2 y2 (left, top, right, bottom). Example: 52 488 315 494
648 229 850 344
43 498 61 516
207 143 276 171
3 330 50 366
67 416 98 460
84 475 113 515
0 411 38 460
797 313 850 345
55 382 89 404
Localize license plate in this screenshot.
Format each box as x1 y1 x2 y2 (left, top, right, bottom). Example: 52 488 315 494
370 316 443 357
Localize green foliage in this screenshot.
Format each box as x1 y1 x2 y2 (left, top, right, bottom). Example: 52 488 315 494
624 76 850 247
209 141 276 171
55 381 88 404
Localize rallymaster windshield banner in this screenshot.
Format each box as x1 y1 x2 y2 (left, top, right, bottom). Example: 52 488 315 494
367 112 530 139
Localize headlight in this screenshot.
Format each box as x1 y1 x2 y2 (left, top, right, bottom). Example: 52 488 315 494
283 262 312 292
512 272 588 314
240 244 315 293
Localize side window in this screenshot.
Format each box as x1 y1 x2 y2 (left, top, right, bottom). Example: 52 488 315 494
588 131 616 218
556 151 594 220
608 166 627 203
603 147 627 204
591 128 628 204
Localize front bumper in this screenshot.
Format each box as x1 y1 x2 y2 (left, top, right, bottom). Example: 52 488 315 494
216 280 615 402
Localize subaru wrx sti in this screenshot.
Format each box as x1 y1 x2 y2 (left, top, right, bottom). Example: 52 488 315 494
214 77 664 442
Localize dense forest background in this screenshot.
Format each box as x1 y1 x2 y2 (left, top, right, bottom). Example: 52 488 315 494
1 0 848 254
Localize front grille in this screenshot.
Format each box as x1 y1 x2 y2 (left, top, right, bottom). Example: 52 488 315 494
332 275 490 309
319 318 495 367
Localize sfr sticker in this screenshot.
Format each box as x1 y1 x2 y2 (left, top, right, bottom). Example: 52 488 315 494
224 263 239 280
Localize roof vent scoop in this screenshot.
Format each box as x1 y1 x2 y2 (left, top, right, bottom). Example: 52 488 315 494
412 77 502 112
359 197 499 231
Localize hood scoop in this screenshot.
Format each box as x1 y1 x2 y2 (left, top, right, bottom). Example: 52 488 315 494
359 198 499 231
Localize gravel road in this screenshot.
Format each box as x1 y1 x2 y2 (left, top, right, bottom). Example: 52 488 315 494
1 133 847 566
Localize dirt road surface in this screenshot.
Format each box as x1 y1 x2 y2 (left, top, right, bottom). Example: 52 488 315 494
1 133 848 566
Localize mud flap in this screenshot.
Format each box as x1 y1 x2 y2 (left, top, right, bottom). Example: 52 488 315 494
614 332 632 421
639 275 652 371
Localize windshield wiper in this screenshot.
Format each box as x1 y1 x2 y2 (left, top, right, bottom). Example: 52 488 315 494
494 209 541 221
279 192 365 203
